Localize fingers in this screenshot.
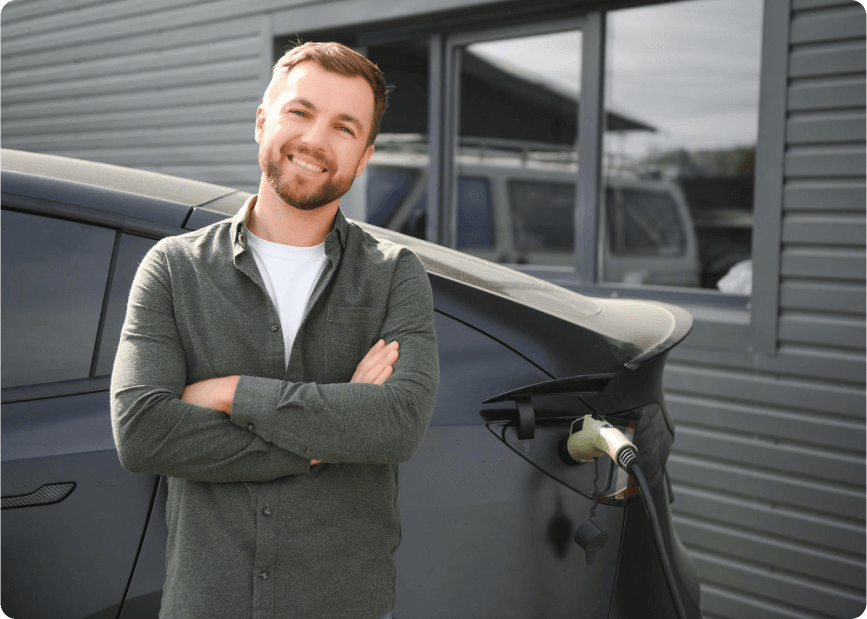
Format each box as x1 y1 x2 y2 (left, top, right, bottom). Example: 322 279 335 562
351 339 399 384
372 364 393 385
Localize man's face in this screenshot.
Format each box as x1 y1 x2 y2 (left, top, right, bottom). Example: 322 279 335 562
255 61 376 211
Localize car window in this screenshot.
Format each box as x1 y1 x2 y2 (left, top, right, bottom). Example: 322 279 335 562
366 166 418 227
606 187 685 256
508 180 575 252
95 233 159 376
1 210 115 388
456 177 494 249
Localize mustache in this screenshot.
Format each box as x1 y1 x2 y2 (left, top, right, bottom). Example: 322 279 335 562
284 143 331 170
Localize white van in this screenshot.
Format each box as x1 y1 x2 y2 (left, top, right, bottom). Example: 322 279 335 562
362 147 700 287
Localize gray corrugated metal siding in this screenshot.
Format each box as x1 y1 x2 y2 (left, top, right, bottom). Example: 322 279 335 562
1 0 281 191
666 1 866 618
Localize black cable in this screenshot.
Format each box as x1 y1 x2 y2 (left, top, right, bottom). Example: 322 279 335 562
620 448 689 619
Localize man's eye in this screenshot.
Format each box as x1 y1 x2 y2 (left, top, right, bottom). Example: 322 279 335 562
338 126 354 135
290 110 308 117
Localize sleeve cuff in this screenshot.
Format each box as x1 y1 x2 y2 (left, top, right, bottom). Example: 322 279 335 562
231 375 282 443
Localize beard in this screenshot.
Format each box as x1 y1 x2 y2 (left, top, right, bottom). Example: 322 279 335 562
262 147 355 211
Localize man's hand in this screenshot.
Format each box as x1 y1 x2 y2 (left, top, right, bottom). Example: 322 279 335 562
180 375 240 414
351 339 399 385
179 340 398 466
309 340 398 466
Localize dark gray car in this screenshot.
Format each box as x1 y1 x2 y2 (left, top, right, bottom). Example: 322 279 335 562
1 149 699 619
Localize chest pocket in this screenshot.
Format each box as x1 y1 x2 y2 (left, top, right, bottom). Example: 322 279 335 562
325 306 379 382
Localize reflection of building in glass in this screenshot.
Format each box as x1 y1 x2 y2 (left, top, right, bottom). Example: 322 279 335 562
367 41 655 148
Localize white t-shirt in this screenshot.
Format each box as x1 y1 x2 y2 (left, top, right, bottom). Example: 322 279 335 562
246 230 329 367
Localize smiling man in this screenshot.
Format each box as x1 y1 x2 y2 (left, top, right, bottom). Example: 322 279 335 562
111 42 439 619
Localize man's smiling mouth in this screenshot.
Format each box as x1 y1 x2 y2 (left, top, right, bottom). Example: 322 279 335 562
288 155 326 173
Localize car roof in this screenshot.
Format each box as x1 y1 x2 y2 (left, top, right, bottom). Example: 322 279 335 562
1 149 235 208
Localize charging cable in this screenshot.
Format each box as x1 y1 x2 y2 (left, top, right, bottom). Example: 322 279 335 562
564 415 689 619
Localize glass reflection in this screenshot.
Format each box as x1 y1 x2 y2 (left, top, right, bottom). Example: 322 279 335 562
604 0 762 291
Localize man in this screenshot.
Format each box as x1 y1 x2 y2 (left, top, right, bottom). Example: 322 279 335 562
110 41 439 619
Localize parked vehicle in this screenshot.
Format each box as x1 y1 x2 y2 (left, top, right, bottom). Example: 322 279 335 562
364 142 701 287
1 149 700 619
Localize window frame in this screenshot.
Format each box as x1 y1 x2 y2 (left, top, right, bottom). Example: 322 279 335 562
1 208 118 391
272 0 786 352
437 18 586 254
0 198 172 404
431 8 758 310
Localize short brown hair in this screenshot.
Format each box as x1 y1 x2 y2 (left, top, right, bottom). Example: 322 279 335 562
263 41 390 145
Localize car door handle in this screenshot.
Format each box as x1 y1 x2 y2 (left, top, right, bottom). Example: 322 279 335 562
1 482 76 510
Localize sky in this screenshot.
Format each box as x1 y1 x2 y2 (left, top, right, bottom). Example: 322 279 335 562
469 0 764 159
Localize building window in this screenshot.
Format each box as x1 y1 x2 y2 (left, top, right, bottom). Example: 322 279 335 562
603 0 763 292
288 0 763 298
451 26 583 266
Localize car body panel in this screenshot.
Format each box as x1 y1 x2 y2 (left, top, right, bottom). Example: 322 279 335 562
1 392 157 619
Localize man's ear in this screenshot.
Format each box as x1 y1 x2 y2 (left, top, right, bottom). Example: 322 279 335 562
255 106 267 144
355 144 375 178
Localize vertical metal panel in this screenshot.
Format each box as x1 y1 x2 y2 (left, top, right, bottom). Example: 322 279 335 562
576 11 605 283
750 0 791 354
441 41 460 249
426 34 444 244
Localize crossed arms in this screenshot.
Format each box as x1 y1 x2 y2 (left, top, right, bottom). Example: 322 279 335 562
110 239 439 483
178 339 401 465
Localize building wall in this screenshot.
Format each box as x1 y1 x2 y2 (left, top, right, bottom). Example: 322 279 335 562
664 1 866 617
2 1 865 618
1 0 272 189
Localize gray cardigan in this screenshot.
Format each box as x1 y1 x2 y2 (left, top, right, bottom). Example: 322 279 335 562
110 198 439 619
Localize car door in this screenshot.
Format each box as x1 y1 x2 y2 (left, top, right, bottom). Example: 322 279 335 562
1 208 160 619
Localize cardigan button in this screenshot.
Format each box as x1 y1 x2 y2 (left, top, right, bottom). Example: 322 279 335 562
247 423 255 432
270 324 279 332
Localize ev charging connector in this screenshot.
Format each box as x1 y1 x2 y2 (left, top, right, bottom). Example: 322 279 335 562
563 414 638 471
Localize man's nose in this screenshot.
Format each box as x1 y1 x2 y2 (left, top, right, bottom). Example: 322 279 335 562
299 118 329 148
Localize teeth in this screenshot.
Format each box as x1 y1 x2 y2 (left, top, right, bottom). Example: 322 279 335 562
290 156 325 173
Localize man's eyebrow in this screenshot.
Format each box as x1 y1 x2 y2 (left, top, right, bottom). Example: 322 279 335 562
336 112 364 130
284 97 316 110
283 98 365 131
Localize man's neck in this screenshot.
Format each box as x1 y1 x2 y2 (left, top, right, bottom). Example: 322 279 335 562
247 182 338 247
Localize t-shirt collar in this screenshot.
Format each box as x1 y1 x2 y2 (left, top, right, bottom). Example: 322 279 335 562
231 195 349 255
